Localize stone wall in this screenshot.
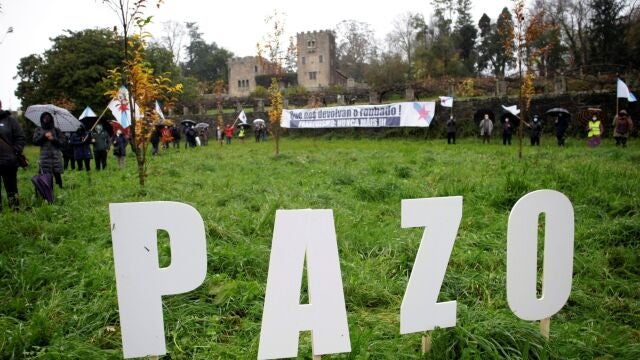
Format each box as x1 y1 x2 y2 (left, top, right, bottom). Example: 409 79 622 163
173 91 638 139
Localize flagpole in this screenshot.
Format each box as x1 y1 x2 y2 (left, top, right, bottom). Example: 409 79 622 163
82 104 111 142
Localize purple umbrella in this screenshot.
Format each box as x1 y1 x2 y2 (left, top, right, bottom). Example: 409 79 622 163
31 172 54 204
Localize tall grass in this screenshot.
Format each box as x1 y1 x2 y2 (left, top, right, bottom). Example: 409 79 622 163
1 137 639 359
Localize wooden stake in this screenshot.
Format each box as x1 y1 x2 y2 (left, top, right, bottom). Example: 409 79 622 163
540 317 550 340
312 355 322 360
422 333 432 354
149 356 159 360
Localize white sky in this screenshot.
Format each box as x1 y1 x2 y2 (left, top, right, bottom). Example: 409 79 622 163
0 0 514 110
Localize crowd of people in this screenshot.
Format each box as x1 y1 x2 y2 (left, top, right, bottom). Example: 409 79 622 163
444 110 633 148
0 98 635 212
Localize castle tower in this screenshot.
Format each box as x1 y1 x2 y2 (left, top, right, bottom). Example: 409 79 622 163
227 56 273 97
296 30 345 90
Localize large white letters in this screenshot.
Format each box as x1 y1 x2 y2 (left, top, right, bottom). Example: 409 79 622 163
258 210 350 360
507 190 574 321
400 197 463 334
109 202 207 358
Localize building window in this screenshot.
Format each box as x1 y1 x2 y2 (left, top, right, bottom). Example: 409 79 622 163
254 65 258 73
238 80 242 88
308 39 316 48
302 56 305 65
309 72 317 80
319 55 323 63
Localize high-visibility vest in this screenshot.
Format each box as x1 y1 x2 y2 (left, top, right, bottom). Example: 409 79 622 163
588 120 601 137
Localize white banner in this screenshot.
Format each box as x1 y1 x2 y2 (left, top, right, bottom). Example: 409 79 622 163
281 102 435 128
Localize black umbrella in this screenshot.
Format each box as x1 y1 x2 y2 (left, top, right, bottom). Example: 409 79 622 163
545 108 571 118
181 119 196 127
236 123 252 129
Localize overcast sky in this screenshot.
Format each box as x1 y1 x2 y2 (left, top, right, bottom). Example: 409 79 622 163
0 0 514 111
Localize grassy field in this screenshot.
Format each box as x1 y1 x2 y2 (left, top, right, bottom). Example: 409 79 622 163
1 135 639 359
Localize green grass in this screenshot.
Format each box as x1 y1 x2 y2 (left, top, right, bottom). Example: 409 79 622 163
1 136 639 359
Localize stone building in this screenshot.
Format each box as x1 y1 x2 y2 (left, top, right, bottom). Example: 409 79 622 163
227 30 347 97
296 30 346 90
227 56 279 97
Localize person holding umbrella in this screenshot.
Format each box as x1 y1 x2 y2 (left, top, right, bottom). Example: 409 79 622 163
33 112 65 188
0 100 26 210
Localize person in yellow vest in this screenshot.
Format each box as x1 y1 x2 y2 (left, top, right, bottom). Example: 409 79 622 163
587 114 603 147
238 127 245 144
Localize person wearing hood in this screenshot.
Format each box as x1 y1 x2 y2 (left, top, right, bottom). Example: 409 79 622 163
612 110 633 147
113 129 127 169
502 118 513 145
446 115 456 144
69 125 93 170
33 111 64 188
0 100 26 210
91 124 111 170
528 115 542 146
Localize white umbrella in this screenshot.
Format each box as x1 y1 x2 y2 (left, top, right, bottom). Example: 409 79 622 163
25 104 82 132
253 119 265 126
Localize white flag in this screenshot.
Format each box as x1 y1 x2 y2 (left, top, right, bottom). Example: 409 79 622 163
617 79 631 99
108 86 141 129
439 96 453 108
79 106 97 120
502 104 520 116
155 100 165 120
629 92 638 102
237 110 247 124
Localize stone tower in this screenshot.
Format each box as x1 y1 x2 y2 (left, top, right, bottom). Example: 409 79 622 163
296 30 345 90
227 56 274 97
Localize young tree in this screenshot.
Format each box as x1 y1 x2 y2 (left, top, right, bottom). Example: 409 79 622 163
102 0 182 186
512 0 547 159
257 10 295 155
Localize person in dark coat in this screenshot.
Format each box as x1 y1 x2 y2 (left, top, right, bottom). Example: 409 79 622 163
33 112 64 188
446 115 456 144
528 115 542 146
171 126 181 148
91 124 110 170
150 127 161 155
69 125 93 171
61 132 75 170
185 125 197 148
0 101 26 210
113 129 127 169
502 118 513 145
555 115 568 146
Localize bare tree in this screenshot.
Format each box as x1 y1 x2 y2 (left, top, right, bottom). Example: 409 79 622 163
159 20 187 66
334 20 378 81
543 0 591 70
385 12 420 80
